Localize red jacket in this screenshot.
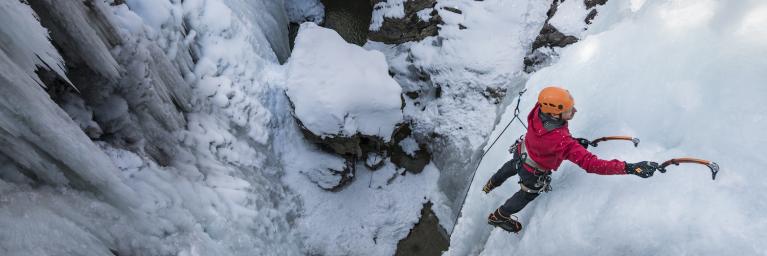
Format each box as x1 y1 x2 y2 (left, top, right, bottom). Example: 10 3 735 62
523 104 626 175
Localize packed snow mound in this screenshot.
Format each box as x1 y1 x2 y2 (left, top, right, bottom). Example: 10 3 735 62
449 0 767 255
286 23 403 141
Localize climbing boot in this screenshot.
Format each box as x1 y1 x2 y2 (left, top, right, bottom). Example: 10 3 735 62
487 209 522 233
482 179 497 194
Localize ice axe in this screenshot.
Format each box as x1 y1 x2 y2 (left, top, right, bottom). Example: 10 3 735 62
659 158 720 180
586 136 640 147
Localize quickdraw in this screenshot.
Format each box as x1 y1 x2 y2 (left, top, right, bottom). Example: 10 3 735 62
588 136 640 147
659 158 720 180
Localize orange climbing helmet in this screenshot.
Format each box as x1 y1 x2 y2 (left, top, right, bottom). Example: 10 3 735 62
537 86 574 115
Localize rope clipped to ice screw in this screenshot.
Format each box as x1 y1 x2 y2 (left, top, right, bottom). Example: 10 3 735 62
659 158 720 180
450 89 528 238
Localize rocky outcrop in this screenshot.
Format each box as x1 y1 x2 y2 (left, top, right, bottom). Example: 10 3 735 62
368 0 441 44
394 201 449 256
530 0 579 51
389 124 431 174
295 118 432 190
524 0 608 72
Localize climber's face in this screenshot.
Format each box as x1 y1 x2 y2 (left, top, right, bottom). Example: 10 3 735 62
561 107 577 121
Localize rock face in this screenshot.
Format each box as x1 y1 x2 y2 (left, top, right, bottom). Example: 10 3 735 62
530 0 579 51
321 0 373 45
296 120 432 190
368 0 441 44
524 0 608 72
394 202 449 256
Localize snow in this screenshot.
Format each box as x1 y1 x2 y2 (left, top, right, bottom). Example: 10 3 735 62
449 0 767 255
276 24 447 256
417 8 434 22
5 0 764 254
275 116 450 255
399 137 420 157
549 0 588 36
285 0 325 24
370 0 407 31
367 0 551 220
286 23 403 141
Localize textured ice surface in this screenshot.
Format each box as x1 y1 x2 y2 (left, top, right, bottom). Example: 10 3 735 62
0 1 68 85
449 0 767 255
1 0 302 255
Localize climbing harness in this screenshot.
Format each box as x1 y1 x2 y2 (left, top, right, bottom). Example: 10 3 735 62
659 157 720 180
518 174 552 194
450 89 528 238
507 136 553 194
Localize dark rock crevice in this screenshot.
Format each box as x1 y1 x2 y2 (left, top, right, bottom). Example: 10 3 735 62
321 0 374 45
395 201 449 256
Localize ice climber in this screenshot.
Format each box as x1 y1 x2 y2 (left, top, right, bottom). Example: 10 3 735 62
482 86 661 233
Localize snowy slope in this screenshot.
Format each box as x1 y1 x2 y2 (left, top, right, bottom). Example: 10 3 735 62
449 0 767 255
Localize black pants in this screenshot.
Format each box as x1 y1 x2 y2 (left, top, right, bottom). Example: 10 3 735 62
490 158 545 216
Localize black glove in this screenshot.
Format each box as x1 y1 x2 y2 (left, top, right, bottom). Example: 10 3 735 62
625 161 659 178
574 137 590 149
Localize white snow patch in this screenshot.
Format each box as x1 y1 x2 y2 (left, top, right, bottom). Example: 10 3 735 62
549 0 588 37
286 23 403 141
370 0 407 31
417 8 434 22
398 137 420 157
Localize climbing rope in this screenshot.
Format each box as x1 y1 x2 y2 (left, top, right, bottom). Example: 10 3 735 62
449 89 527 238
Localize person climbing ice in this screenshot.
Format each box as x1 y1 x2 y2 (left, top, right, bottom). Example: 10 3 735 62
482 86 661 233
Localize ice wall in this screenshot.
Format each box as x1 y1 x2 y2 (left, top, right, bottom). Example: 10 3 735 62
1 0 302 255
450 0 767 255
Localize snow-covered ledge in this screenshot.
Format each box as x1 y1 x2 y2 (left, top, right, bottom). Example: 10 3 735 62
287 23 403 142
286 23 432 190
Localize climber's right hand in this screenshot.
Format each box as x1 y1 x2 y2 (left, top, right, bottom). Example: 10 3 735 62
624 161 660 178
